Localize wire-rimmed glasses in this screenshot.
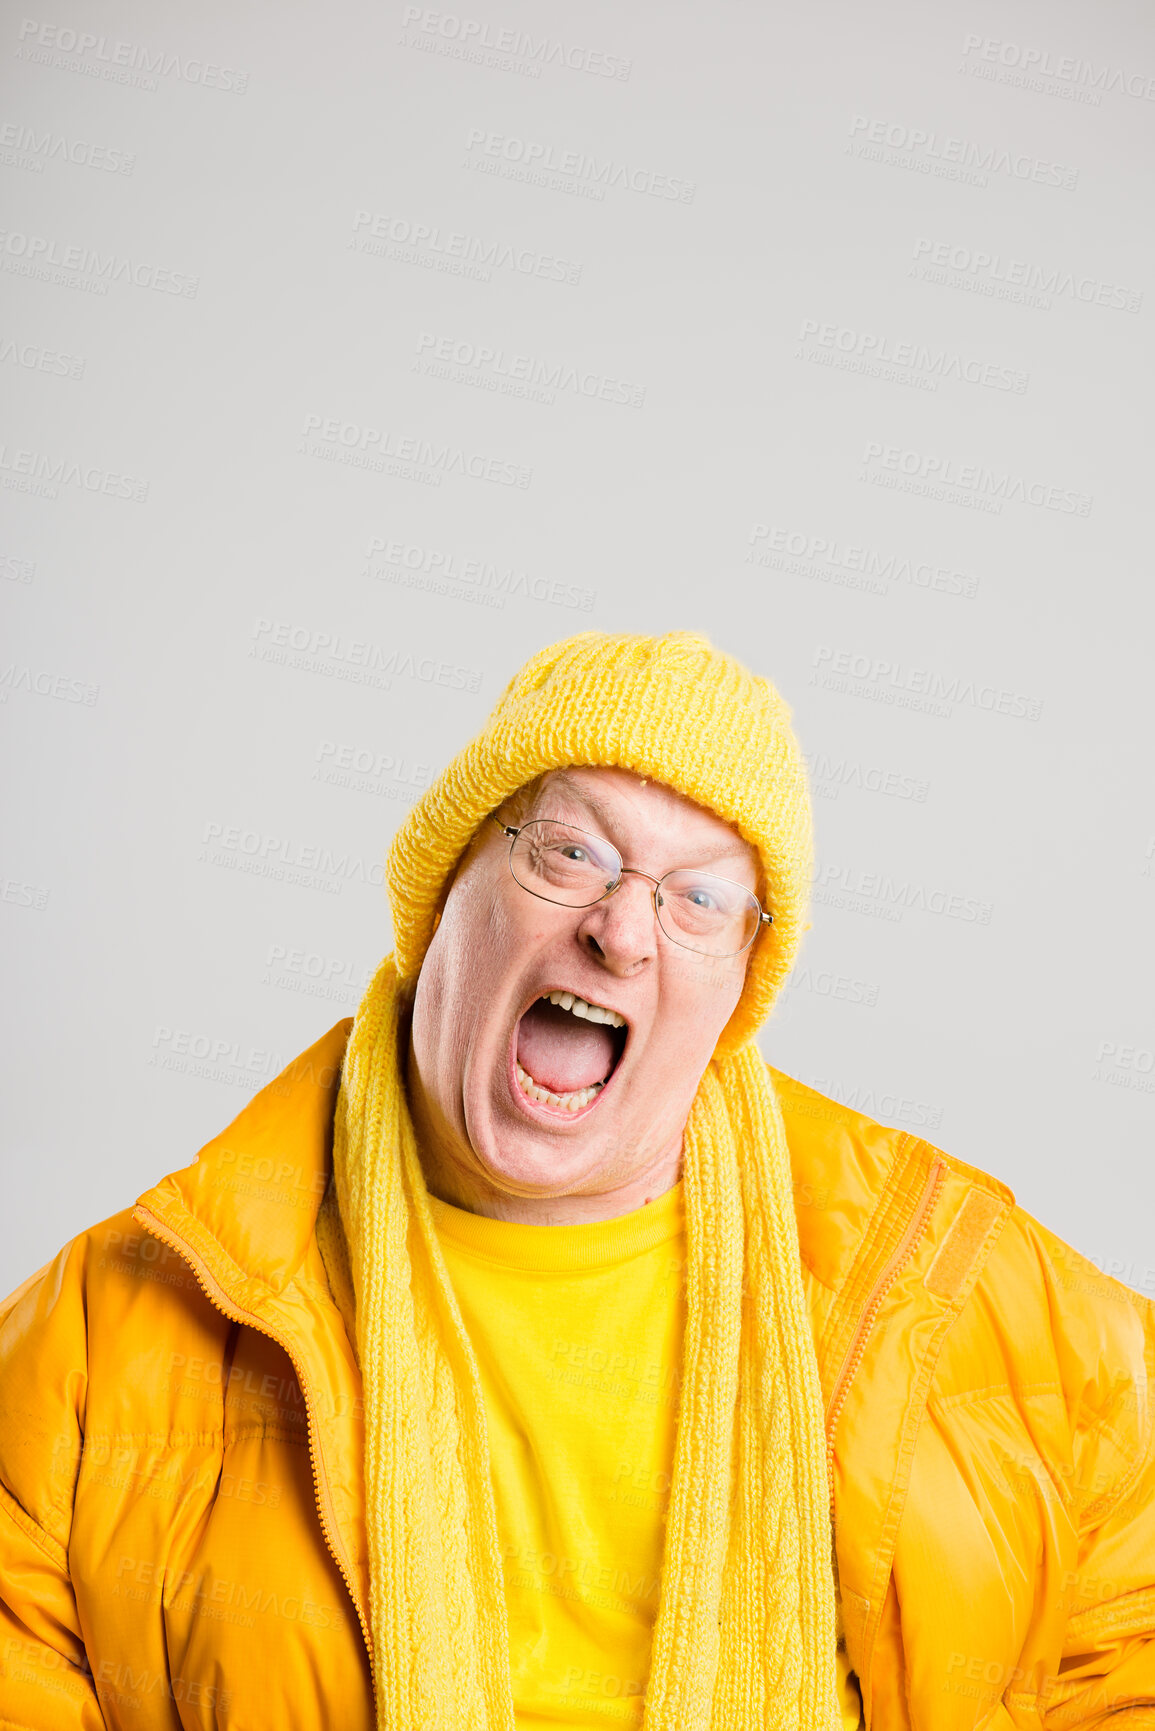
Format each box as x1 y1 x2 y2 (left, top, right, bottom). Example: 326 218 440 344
493 815 771 958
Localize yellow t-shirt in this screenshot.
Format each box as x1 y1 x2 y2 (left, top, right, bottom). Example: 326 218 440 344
431 1182 862 1730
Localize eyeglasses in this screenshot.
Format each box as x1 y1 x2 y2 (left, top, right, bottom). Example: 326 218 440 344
492 815 772 958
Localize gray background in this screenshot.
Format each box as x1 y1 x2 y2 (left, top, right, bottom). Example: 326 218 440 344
2 0 1152 1294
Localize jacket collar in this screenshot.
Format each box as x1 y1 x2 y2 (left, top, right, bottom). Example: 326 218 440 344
135 1020 353 1304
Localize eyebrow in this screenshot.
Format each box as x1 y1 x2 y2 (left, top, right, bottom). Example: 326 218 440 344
530 772 756 867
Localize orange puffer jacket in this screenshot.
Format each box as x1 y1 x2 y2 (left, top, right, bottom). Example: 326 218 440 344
2 1023 1153 1728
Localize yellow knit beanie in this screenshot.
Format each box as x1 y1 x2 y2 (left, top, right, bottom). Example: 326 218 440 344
387 630 813 1057
331 630 841 1731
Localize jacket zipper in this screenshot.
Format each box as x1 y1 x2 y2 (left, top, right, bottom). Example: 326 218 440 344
823 1158 945 1521
134 1204 376 1708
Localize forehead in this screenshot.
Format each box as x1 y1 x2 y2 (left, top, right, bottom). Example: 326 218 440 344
529 766 757 868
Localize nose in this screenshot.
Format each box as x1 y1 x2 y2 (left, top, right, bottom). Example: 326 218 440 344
574 871 658 976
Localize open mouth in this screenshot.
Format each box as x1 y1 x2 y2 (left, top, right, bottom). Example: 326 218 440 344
512 989 629 1115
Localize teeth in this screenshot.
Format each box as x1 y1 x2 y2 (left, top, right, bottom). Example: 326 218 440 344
516 992 626 1113
516 1063 605 1113
544 990 626 1029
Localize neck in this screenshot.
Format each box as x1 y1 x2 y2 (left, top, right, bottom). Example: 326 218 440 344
405 1038 684 1226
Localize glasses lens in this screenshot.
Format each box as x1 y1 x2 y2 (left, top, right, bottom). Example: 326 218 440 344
656 870 761 956
509 820 621 906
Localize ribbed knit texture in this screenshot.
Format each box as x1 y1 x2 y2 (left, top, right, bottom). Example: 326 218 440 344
387 631 813 1057
333 631 842 1729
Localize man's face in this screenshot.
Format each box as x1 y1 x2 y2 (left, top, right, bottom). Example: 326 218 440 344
407 766 761 1207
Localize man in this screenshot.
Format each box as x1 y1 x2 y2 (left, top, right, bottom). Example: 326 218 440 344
1 630 1152 1730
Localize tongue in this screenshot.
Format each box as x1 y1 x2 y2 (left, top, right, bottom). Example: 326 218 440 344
516 999 616 1093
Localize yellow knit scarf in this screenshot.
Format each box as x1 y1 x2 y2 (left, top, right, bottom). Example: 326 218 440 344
331 955 841 1730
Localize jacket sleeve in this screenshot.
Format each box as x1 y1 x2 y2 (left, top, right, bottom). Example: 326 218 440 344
1035 1232 1155 1728
0 1250 106 1729
1041 1432 1155 1726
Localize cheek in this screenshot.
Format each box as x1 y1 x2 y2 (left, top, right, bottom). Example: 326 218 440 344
415 871 519 1046
410 937 450 1070
450 872 522 976
651 970 747 1073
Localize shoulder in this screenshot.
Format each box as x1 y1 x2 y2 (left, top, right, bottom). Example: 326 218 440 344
968 1201 1155 1502
0 1210 124 1546
983 1198 1154 1339
772 1065 922 1200
771 1064 1154 1481
770 1065 989 1292
1 1205 220 1357
0 1207 225 1547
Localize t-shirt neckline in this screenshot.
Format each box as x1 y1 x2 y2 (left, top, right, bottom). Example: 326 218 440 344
428 1180 684 1272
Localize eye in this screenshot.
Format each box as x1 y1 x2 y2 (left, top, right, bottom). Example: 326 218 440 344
684 884 720 911
558 843 590 864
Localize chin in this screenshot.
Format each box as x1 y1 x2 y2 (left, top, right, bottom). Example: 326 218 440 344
461 1074 616 1198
